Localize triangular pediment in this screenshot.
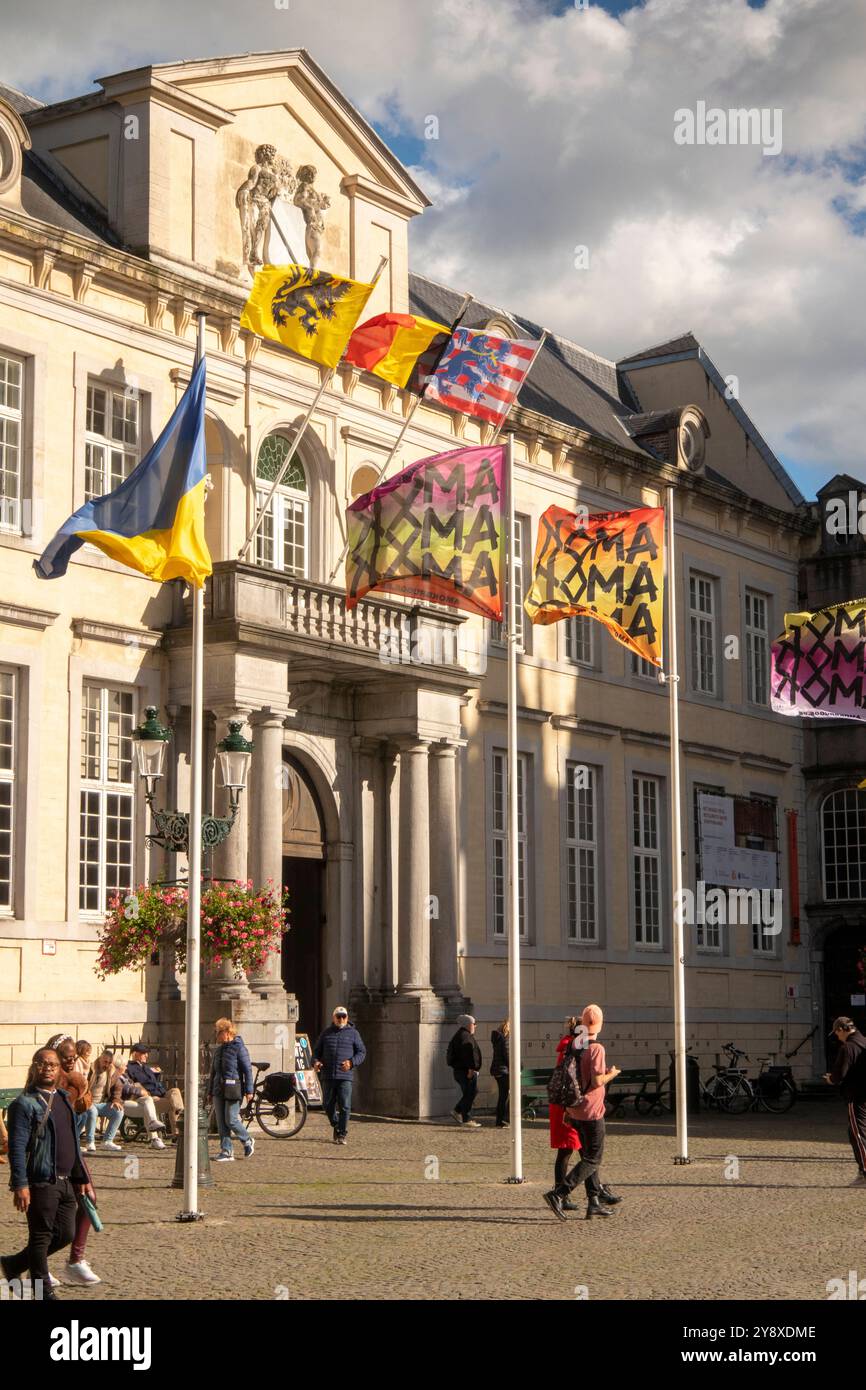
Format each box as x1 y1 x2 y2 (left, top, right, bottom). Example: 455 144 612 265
150 50 428 212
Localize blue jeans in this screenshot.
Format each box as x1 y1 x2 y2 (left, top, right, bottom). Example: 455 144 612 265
323 1077 353 1136
213 1094 251 1153
82 1103 123 1146
453 1069 478 1121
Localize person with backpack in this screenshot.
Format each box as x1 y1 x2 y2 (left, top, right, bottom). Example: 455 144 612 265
543 1004 623 1221
490 1019 510 1128
548 1017 583 1205
207 1018 255 1161
447 1015 482 1127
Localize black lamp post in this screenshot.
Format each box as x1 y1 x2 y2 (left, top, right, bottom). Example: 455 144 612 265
132 707 253 862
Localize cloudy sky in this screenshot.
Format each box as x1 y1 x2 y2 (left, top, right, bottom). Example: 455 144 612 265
3 0 865 497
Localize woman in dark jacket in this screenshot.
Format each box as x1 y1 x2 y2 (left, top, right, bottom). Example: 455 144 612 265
207 1018 255 1162
549 1018 582 1208
490 1020 510 1128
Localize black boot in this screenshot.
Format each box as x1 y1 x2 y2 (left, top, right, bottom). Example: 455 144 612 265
598 1185 622 1205
586 1195 615 1219
561 1197 579 1211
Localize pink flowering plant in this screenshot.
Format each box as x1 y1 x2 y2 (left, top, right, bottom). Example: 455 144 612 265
96 879 288 979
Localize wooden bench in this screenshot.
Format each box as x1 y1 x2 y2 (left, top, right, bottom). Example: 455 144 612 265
604 1061 666 1118
520 1066 552 1119
0 1087 20 1119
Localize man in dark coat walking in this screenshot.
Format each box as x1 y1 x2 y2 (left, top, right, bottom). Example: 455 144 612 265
314 1007 366 1145
447 1015 482 1127
825 1016 866 1180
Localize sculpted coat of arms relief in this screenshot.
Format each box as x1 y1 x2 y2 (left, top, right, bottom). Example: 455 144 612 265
235 143 331 277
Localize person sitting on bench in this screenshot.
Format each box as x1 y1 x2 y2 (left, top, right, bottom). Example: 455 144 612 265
125 1044 184 1138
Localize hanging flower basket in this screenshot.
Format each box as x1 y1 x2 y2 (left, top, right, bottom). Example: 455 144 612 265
95 879 288 980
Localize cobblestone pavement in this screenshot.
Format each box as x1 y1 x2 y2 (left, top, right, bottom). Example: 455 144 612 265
2 1102 863 1301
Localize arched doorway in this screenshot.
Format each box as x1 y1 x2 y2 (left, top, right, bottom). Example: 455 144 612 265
281 754 326 1040
823 922 866 1068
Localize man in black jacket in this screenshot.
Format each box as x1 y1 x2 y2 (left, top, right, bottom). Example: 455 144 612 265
825 1016 866 1181
447 1015 482 1127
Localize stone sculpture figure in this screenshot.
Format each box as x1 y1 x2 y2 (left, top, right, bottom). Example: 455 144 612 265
236 143 295 275
293 164 330 271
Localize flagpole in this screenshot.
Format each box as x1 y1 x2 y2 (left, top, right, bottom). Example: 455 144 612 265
506 431 524 1184
665 482 689 1165
325 292 474 587
238 254 390 561
181 312 207 1219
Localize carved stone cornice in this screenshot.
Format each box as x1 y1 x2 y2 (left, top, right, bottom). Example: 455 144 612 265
72 618 162 649
146 289 169 329
217 315 238 356
169 296 193 339
33 248 55 290
71 260 96 303
0 602 58 630
338 363 359 399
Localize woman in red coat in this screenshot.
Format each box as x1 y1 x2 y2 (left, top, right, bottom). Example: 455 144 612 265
549 1018 582 1207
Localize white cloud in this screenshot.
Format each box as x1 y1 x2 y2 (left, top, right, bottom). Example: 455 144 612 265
3 0 865 492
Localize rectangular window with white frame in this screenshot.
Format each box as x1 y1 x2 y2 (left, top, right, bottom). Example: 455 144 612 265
745 588 770 707
694 783 725 952
492 748 530 941
0 668 16 911
566 761 598 942
689 572 717 695
0 351 24 532
633 773 662 947
632 652 658 680
85 382 140 501
564 615 594 667
79 683 135 916
491 515 531 654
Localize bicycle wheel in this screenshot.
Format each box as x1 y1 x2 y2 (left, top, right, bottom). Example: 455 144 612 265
701 1075 725 1109
721 1075 753 1115
760 1079 796 1114
254 1088 308 1138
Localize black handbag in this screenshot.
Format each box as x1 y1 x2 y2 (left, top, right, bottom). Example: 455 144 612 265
222 1079 242 1102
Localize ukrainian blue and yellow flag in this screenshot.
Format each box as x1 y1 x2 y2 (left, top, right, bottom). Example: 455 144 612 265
35 358 211 588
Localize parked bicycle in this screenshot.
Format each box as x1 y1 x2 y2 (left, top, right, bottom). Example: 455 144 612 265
237 1061 308 1138
699 1043 796 1115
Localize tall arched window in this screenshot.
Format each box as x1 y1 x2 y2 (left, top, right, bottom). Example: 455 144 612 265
255 433 309 577
822 788 866 901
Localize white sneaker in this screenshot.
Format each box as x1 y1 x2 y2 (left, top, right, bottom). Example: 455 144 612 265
150 1135 166 1150
243 1139 255 1158
102 1141 123 1153
463 1120 482 1129
65 1260 101 1286
212 1152 234 1162
83 1142 97 1154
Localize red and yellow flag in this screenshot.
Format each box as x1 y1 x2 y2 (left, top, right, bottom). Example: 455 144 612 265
524 505 664 666
344 312 451 394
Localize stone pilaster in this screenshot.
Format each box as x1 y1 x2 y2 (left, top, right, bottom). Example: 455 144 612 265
396 739 431 994
246 708 287 999
204 708 252 1003
429 741 461 998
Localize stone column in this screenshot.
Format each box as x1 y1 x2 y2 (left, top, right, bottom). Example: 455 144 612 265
246 708 286 998
429 741 461 998
353 736 378 993
396 740 431 994
205 709 252 1002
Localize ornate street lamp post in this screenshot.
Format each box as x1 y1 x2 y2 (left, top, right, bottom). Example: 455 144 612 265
132 707 253 862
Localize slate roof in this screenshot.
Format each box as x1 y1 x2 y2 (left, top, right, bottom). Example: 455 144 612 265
618 332 699 364
19 149 119 245
0 81 43 114
409 272 646 455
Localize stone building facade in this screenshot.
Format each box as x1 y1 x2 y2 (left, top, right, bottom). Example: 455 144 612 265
0 49 838 1115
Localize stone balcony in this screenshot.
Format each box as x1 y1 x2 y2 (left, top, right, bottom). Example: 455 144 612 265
174 560 486 687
